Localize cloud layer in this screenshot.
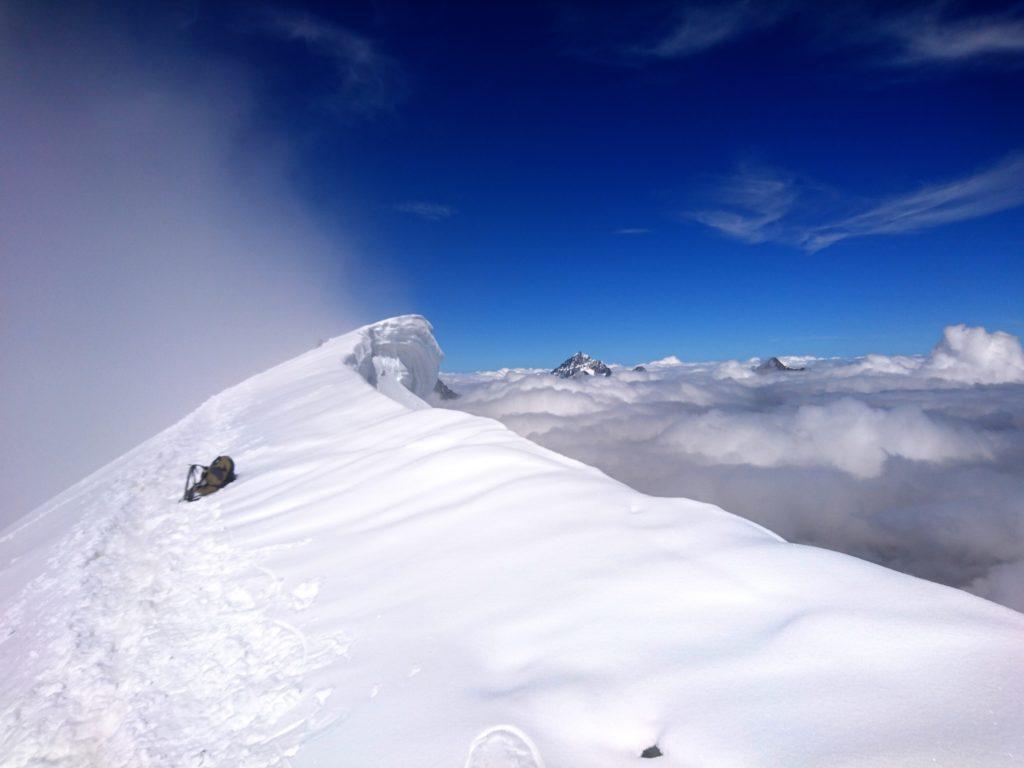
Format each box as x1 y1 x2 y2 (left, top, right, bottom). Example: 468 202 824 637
439 325 1024 612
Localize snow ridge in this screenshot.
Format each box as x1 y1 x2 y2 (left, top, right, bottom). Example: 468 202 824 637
2 316 1023 768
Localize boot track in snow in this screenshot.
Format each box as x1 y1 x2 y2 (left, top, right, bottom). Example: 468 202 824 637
0 398 349 767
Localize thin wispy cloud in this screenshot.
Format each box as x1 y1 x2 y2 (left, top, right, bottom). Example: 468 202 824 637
805 153 1024 250
614 227 650 235
630 1 784 58
689 169 800 245
689 153 1024 252
879 4 1024 65
612 1 1024 69
260 10 401 116
395 201 456 221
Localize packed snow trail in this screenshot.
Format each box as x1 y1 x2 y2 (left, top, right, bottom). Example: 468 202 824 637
2 315 1023 767
0 394 348 767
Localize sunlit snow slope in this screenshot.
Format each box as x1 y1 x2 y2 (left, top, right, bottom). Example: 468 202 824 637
1 315 1022 768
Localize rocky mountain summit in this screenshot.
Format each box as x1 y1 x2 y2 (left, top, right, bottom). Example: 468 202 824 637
756 356 806 373
433 378 460 400
552 352 612 378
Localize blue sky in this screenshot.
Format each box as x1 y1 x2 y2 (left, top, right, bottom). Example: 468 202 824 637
2 0 1023 515
168 2 1023 368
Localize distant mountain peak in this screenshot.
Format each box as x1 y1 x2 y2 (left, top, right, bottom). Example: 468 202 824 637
433 378 460 400
552 352 612 378
756 356 806 373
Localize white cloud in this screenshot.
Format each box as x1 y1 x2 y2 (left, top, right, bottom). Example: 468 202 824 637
922 323 1024 384
658 398 990 477
438 325 1024 611
395 201 457 221
689 154 1024 251
713 359 758 380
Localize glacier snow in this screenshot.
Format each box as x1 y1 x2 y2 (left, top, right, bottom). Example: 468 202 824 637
1 315 1023 767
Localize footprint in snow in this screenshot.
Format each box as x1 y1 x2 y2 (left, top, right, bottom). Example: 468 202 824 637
290 579 320 610
465 725 544 768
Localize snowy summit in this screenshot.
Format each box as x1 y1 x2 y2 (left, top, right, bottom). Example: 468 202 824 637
551 351 613 378
1 315 1023 767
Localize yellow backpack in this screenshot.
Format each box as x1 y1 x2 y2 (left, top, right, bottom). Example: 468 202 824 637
182 455 236 502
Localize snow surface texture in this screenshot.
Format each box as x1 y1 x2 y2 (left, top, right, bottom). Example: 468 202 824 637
466 726 544 768
440 325 1024 612
2 315 1023 767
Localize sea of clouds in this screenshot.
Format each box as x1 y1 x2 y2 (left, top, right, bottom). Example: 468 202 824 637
438 325 1024 612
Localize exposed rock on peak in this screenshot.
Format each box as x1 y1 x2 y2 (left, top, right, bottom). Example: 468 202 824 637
552 352 612 378
756 356 805 373
433 378 460 400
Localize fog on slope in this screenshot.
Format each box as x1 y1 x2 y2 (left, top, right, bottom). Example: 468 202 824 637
0 5 369 522
439 325 1024 612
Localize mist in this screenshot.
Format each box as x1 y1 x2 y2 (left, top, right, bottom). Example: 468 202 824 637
439 325 1024 611
0 5 367 522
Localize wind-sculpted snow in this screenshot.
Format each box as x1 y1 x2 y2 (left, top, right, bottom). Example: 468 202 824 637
2 317 1023 767
345 314 442 404
441 325 1024 611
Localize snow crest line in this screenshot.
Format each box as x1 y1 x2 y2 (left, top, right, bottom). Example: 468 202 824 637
0 398 349 768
